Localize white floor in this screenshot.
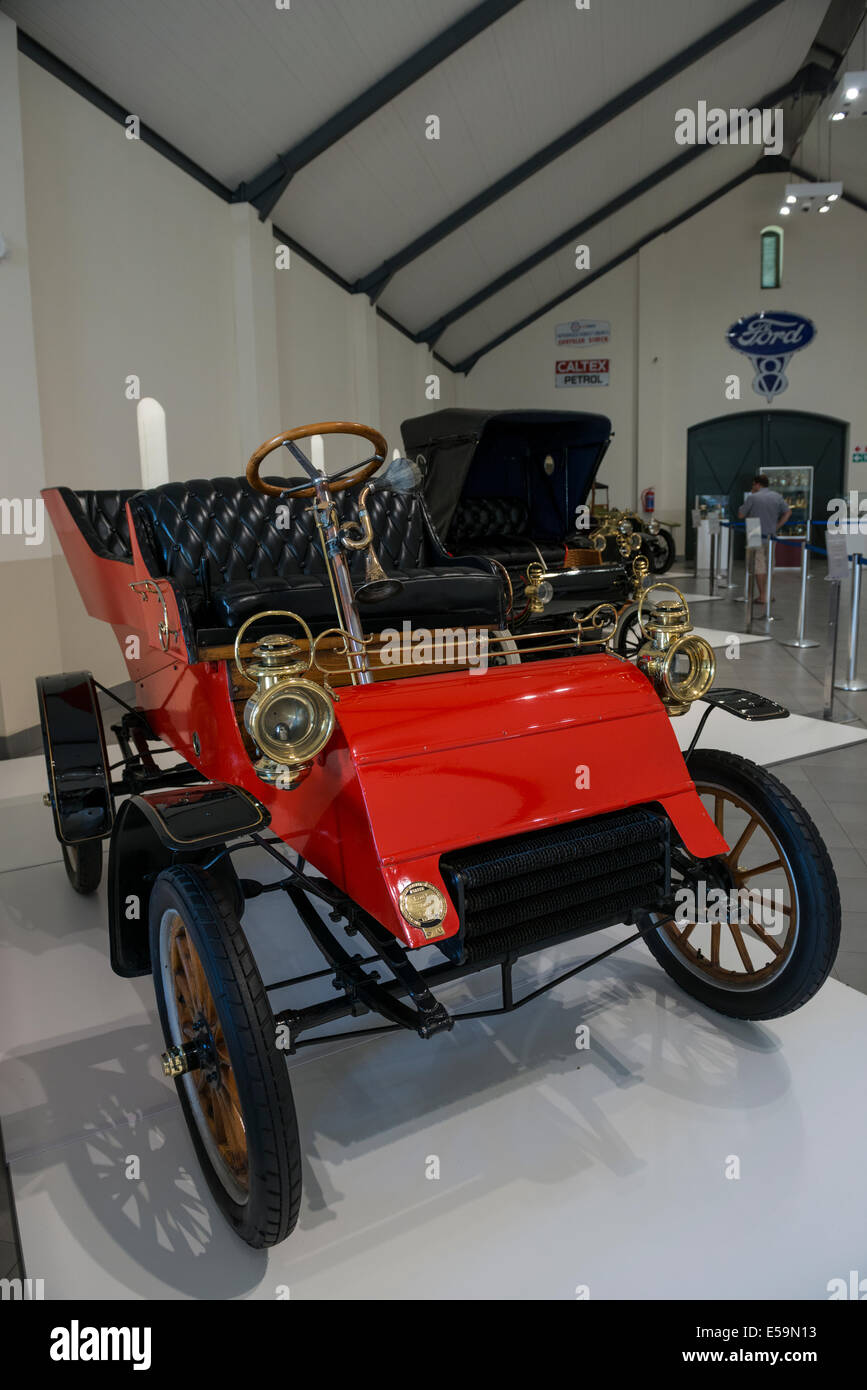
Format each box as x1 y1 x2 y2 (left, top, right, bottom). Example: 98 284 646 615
2 717 866 1300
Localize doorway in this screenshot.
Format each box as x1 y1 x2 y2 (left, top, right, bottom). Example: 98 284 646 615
685 411 848 562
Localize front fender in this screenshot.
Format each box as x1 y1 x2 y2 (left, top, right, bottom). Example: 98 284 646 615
107 784 268 976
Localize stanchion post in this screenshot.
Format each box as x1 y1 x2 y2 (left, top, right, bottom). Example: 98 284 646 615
709 532 716 598
736 525 749 604
763 536 775 622
835 554 867 692
824 578 841 720
726 522 735 590
781 527 819 649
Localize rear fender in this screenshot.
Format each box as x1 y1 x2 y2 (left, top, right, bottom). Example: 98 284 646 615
107 784 268 977
37 672 113 845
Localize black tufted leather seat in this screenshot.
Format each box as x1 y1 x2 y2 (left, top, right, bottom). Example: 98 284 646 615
446 495 565 571
57 488 137 563
126 477 504 640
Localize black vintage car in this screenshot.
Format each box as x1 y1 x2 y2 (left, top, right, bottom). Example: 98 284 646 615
401 408 641 653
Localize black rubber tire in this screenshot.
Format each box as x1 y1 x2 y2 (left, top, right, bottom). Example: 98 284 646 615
614 606 643 659
645 749 840 1020
149 865 302 1247
648 527 676 574
61 840 103 895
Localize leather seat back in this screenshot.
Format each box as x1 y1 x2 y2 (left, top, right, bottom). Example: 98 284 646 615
447 496 531 547
57 488 137 562
129 478 432 591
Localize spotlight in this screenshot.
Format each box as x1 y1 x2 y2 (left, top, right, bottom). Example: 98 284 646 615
786 195 797 204
830 71 867 119
819 205 830 214
779 205 790 215
828 193 839 202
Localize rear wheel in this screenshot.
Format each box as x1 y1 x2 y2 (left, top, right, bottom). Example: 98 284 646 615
61 840 103 894
645 749 840 1019
150 864 302 1247
647 527 676 573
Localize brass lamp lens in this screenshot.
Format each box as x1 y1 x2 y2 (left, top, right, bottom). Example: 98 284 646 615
248 679 335 766
662 635 715 704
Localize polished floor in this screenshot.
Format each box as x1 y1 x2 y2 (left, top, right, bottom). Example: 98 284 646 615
3 553 867 1297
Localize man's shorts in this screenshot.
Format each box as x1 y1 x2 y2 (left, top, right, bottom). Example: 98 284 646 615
748 543 768 576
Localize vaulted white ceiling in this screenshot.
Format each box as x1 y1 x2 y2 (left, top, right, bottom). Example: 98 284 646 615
3 0 864 370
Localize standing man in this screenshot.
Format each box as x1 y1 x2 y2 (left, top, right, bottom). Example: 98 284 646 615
739 475 791 607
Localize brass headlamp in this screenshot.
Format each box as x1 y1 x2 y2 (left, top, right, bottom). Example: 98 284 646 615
233 611 335 787
524 561 554 614
635 583 715 716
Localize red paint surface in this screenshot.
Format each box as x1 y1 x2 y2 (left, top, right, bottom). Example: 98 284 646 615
45 488 729 947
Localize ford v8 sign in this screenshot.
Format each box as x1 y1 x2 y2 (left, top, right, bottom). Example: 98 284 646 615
726 310 816 403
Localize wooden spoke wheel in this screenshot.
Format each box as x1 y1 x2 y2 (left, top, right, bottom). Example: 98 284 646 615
645 749 840 1020
163 911 249 1203
150 865 302 1247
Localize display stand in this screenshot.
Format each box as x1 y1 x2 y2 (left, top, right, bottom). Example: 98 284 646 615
781 530 819 649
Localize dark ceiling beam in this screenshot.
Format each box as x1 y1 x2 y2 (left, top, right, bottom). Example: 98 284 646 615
456 160 765 373
235 0 526 220
354 0 791 301
268 224 459 373
419 72 805 348
15 26 459 373
16 30 233 202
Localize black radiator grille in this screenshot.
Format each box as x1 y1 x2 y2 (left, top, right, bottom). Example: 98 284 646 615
441 806 669 963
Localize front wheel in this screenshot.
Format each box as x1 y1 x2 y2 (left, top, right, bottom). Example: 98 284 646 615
150 864 302 1247
613 605 642 659
645 749 840 1020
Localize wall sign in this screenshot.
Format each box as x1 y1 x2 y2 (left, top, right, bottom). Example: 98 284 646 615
556 358 610 387
726 310 816 403
555 319 610 348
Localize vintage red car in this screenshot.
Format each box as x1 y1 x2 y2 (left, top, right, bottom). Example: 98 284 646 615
37 420 840 1248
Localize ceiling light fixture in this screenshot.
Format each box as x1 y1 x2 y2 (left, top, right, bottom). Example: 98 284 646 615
829 70 867 120
781 181 843 213
779 205 790 215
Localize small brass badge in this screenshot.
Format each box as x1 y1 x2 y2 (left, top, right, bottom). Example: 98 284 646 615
399 881 447 930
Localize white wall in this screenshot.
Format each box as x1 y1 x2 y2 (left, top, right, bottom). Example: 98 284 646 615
462 175 867 528
461 259 639 504
1 47 456 739
0 17 62 737
273 252 454 471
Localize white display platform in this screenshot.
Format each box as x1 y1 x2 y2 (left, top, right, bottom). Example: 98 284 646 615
2 716 866 1300
693 626 770 650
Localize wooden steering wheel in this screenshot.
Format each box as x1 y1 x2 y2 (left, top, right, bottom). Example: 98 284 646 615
245 422 388 499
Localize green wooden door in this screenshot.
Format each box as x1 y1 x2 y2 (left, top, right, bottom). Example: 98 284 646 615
686 411 847 562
